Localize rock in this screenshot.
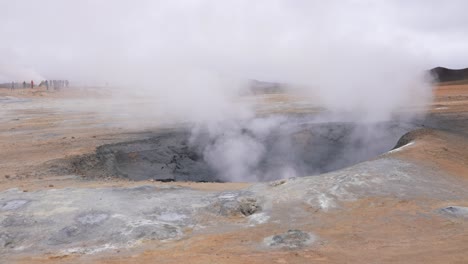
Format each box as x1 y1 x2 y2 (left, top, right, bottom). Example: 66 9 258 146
264 230 316 249
238 197 260 216
270 179 286 187
392 129 433 149
438 206 468 218
430 67 468 83
212 193 261 217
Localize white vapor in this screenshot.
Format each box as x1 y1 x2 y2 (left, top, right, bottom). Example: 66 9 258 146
2 0 453 181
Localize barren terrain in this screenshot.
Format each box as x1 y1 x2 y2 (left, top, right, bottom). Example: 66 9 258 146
1 84 467 263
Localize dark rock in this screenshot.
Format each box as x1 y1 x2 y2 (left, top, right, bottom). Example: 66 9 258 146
430 67 468 83
393 129 433 149
264 230 316 249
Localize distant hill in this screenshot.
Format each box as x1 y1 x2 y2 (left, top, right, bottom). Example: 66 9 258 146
248 80 284 95
430 67 468 83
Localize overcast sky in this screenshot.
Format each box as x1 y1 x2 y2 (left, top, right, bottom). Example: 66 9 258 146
0 0 467 83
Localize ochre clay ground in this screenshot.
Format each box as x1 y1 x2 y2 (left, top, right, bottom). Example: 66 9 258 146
1 84 467 263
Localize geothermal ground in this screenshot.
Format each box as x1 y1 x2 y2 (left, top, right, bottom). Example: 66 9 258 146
0 84 467 263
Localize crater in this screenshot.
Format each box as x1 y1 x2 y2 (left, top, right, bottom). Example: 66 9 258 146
72 116 416 182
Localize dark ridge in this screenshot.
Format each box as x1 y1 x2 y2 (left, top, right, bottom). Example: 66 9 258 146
392 128 434 149
430 67 468 83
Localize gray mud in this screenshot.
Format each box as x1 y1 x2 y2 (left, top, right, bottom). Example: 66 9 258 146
0 186 261 255
72 129 218 182
3 157 467 257
71 117 416 182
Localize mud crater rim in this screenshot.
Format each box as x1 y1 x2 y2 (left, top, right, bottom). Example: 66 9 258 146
71 117 415 183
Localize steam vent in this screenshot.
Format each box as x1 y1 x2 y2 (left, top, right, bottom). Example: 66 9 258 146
72 118 417 182
2 1 468 263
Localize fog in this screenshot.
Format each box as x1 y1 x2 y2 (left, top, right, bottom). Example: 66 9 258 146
2 0 461 181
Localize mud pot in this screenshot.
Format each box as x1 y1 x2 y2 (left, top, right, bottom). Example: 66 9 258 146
71 115 416 182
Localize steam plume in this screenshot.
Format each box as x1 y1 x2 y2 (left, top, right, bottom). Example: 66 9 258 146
1 1 445 181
